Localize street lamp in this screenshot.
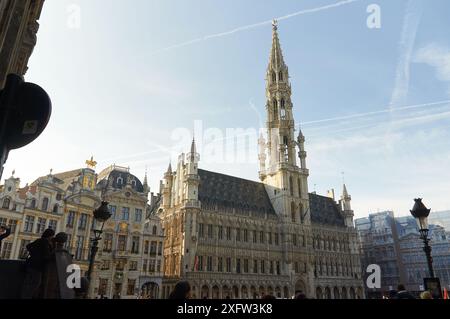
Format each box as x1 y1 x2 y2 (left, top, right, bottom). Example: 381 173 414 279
410 198 434 278
86 201 112 297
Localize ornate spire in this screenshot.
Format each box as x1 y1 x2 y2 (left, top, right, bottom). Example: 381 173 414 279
143 166 149 188
268 19 286 73
264 20 296 169
343 184 349 198
297 127 305 143
190 138 197 154
167 162 172 174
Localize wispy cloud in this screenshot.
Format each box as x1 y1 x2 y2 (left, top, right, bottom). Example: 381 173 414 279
151 0 361 55
389 0 424 108
414 43 450 95
300 99 450 126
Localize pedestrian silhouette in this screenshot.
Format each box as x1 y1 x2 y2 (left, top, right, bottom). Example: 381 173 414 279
168 281 191 300
20 228 55 299
420 291 433 299
394 284 415 299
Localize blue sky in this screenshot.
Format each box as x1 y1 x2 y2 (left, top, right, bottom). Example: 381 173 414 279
4 0 450 218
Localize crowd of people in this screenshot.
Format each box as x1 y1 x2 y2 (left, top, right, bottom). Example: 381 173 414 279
1 224 445 301
166 281 444 300
17 228 85 299
167 281 308 300
383 284 438 299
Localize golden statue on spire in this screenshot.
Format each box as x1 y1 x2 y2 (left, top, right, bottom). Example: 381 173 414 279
86 156 97 169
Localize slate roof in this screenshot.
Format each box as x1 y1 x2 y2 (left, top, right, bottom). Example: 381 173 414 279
96 169 144 193
197 169 276 216
309 193 345 227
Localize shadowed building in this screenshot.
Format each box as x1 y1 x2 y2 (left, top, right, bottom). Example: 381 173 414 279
0 0 45 88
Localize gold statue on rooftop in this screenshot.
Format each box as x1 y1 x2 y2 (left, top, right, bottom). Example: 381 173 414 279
86 156 97 169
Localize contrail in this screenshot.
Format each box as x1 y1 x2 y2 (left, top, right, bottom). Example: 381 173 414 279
151 0 361 55
389 0 424 108
307 107 450 138
299 100 450 126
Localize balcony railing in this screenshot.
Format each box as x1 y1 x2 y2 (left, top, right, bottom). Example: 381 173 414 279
183 199 201 209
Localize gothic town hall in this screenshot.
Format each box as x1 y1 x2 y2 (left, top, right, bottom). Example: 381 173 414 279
156 23 364 299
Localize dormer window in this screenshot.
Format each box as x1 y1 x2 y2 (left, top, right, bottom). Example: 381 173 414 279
117 177 123 185
131 180 137 187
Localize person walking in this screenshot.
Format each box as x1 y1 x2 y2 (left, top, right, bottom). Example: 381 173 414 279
294 290 307 299
168 281 191 300
41 232 74 299
394 284 415 299
21 228 55 299
420 291 433 299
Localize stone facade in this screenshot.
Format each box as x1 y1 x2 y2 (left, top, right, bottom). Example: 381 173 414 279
397 217 450 293
356 212 450 298
355 211 406 298
93 164 164 299
0 0 45 89
157 23 364 299
0 161 165 299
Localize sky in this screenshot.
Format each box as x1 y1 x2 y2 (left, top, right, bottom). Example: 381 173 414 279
4 0 450 219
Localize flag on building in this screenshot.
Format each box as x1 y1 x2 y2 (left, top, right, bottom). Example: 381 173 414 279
193 256 199 271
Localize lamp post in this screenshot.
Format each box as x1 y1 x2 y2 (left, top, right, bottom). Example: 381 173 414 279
86 201 112 297
410 198 434 278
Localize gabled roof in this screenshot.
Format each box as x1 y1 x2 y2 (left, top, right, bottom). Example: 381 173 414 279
30 169 81 189
309 193 345 227
197 169 276 216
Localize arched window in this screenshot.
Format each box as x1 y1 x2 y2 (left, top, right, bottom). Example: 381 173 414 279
2 197 11 209
289 176 294 196
279 71 283 81
297 178 301 197
117 177 123 185
41 197 49 211
53 204 59 213
273 99 278 121
272 72 276 82
280 99 286 119
291 202 296 222
299 204 304 223
152 225 157 235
